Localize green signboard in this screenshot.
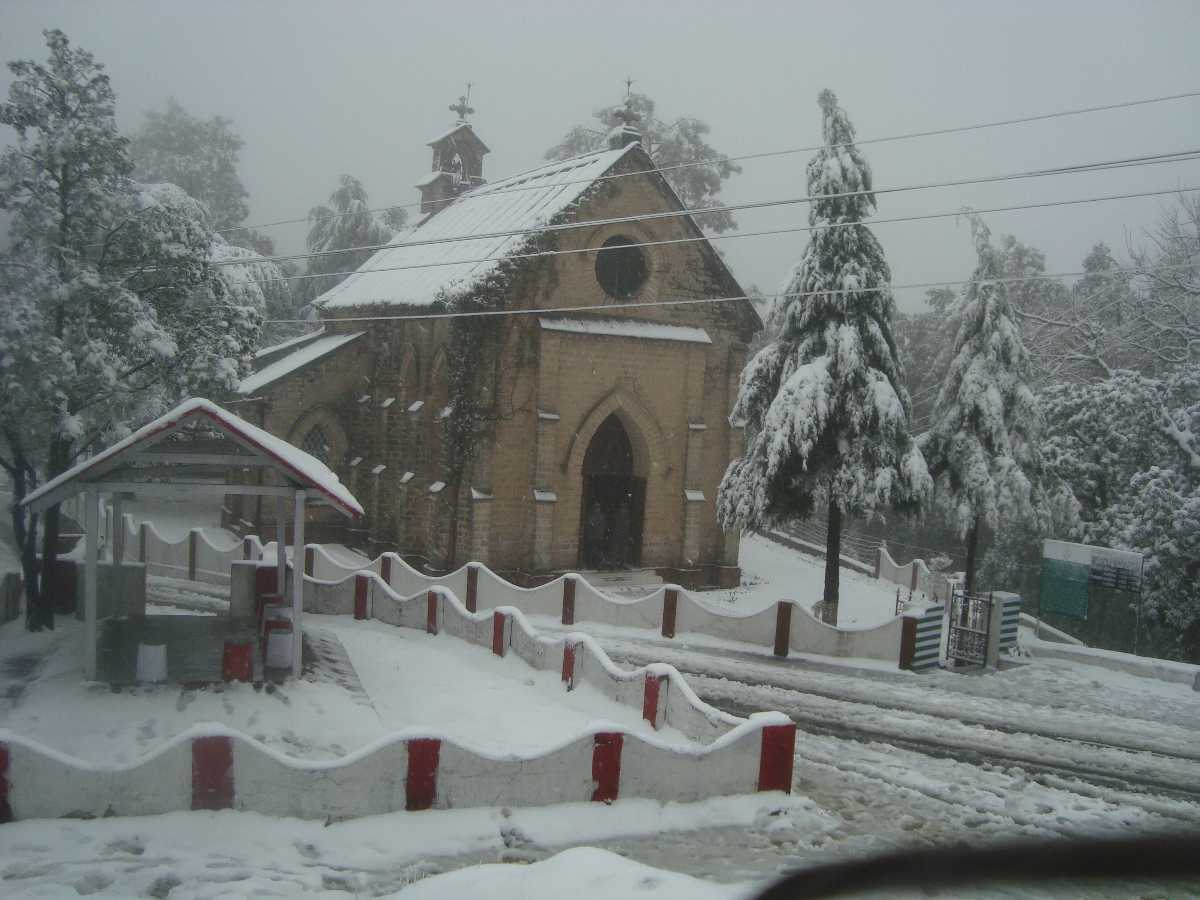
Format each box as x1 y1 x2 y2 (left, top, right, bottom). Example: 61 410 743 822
1040 540 1143 620
1040 556 1091 619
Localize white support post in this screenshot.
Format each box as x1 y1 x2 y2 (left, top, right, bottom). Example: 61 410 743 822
275 495 286 598
291 490 305 678
84 487 99 680
111 493 125 565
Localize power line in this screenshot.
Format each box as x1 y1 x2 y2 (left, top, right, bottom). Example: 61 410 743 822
209 146 1200 272
222 87 1200 236
262 259 1198 324
227 181 1200 289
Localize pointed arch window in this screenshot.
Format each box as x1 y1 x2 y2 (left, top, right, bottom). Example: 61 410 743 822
301 426 332 465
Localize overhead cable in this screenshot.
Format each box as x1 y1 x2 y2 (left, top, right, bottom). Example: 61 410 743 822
261 260 1198 324
207 147 1200 272
226 181 1200 289
221 87 1200 236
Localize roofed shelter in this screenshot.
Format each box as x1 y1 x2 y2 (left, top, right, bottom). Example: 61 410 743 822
22 398 364 679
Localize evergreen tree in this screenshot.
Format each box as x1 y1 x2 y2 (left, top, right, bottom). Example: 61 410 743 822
298 174 398 306
545 91 741 233
920 215 1049 594
0 31 260 629
717 90 929 624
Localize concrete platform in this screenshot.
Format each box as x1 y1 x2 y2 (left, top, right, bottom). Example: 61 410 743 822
97 615 262 684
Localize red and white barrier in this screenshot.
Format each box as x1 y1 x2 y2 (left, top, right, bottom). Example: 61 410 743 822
0 709 793 823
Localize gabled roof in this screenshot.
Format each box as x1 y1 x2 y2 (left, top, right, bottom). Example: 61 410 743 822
23 399 363 518
317 144 638 310
239 331 364 394
426 122 491 154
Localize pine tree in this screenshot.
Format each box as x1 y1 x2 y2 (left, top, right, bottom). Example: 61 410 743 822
298 174 398 306
0 31 260 629
717 90 929 624
920 215 1049 594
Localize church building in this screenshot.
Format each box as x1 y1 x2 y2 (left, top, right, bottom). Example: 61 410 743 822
236 97 759 587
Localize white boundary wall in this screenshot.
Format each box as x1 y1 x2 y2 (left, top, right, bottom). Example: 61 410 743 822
0 567 797 822
127 518 925 667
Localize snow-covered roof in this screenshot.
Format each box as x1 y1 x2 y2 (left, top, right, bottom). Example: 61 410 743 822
254 328 325 360
23 398 364 519
239 331 365 394
317 145 637 310
538 317 712 345
425 122 490 153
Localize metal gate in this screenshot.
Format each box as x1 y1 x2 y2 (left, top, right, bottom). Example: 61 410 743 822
947 589 993 666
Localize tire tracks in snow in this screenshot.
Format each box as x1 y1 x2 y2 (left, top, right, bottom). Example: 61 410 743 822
601 639 1200 762
694 673 1200 805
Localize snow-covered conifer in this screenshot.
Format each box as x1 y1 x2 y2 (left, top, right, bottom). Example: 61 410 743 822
717 90 929 624
920 216 1049 593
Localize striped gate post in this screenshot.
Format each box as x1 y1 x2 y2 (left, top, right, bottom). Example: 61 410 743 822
906 606 945 672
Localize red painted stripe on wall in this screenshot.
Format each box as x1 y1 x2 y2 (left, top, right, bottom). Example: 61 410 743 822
0 741 12 823
642 674 664 728
561 643 576 689
492 611 507 656
591 732 623 802
406 738 440 811
192 736 234 810
756 723 796 793
354 574 368 620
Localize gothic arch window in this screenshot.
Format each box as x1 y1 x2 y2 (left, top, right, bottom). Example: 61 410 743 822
595 235 648 299
288 408 348 473
301 425 332 465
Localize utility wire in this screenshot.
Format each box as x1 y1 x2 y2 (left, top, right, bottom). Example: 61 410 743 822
263 260 1198 323
209 147 1200 272
228 181 1200 289
221 87 1200 236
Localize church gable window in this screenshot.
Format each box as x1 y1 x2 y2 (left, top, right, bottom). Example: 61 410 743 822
595 236 648 299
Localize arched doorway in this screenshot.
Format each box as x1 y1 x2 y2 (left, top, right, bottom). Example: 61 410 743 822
579 413 646 569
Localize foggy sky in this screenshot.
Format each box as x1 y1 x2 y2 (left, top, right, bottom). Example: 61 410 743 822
3 0 1199 313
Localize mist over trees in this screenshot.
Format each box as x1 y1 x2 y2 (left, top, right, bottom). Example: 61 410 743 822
297 174 403 307
0 31 261 628
545 91 741 233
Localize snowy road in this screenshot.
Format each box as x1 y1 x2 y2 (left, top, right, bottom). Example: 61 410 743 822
584 633 1200 803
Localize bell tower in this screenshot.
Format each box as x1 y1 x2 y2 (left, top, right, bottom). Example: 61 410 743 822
416 84 491 216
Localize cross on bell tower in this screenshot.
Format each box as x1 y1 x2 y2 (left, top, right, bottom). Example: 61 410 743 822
607 78 643 150
418 86 490 216
449 83 475 123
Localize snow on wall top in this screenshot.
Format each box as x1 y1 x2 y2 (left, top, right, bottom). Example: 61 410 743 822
239 331 364 394
538 317 712 345
23 398 364 519
317 145 637 310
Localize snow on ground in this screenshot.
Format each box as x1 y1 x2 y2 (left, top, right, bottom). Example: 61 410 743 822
0 795 824 899
400 846 738 900
0 612 696 765
317 615 694 753
690 534 907 628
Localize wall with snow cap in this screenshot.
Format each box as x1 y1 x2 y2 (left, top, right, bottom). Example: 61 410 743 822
292 544 921 667
129 517 921 668
121 514 259 585
877 545 956 604
0 710 792 823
